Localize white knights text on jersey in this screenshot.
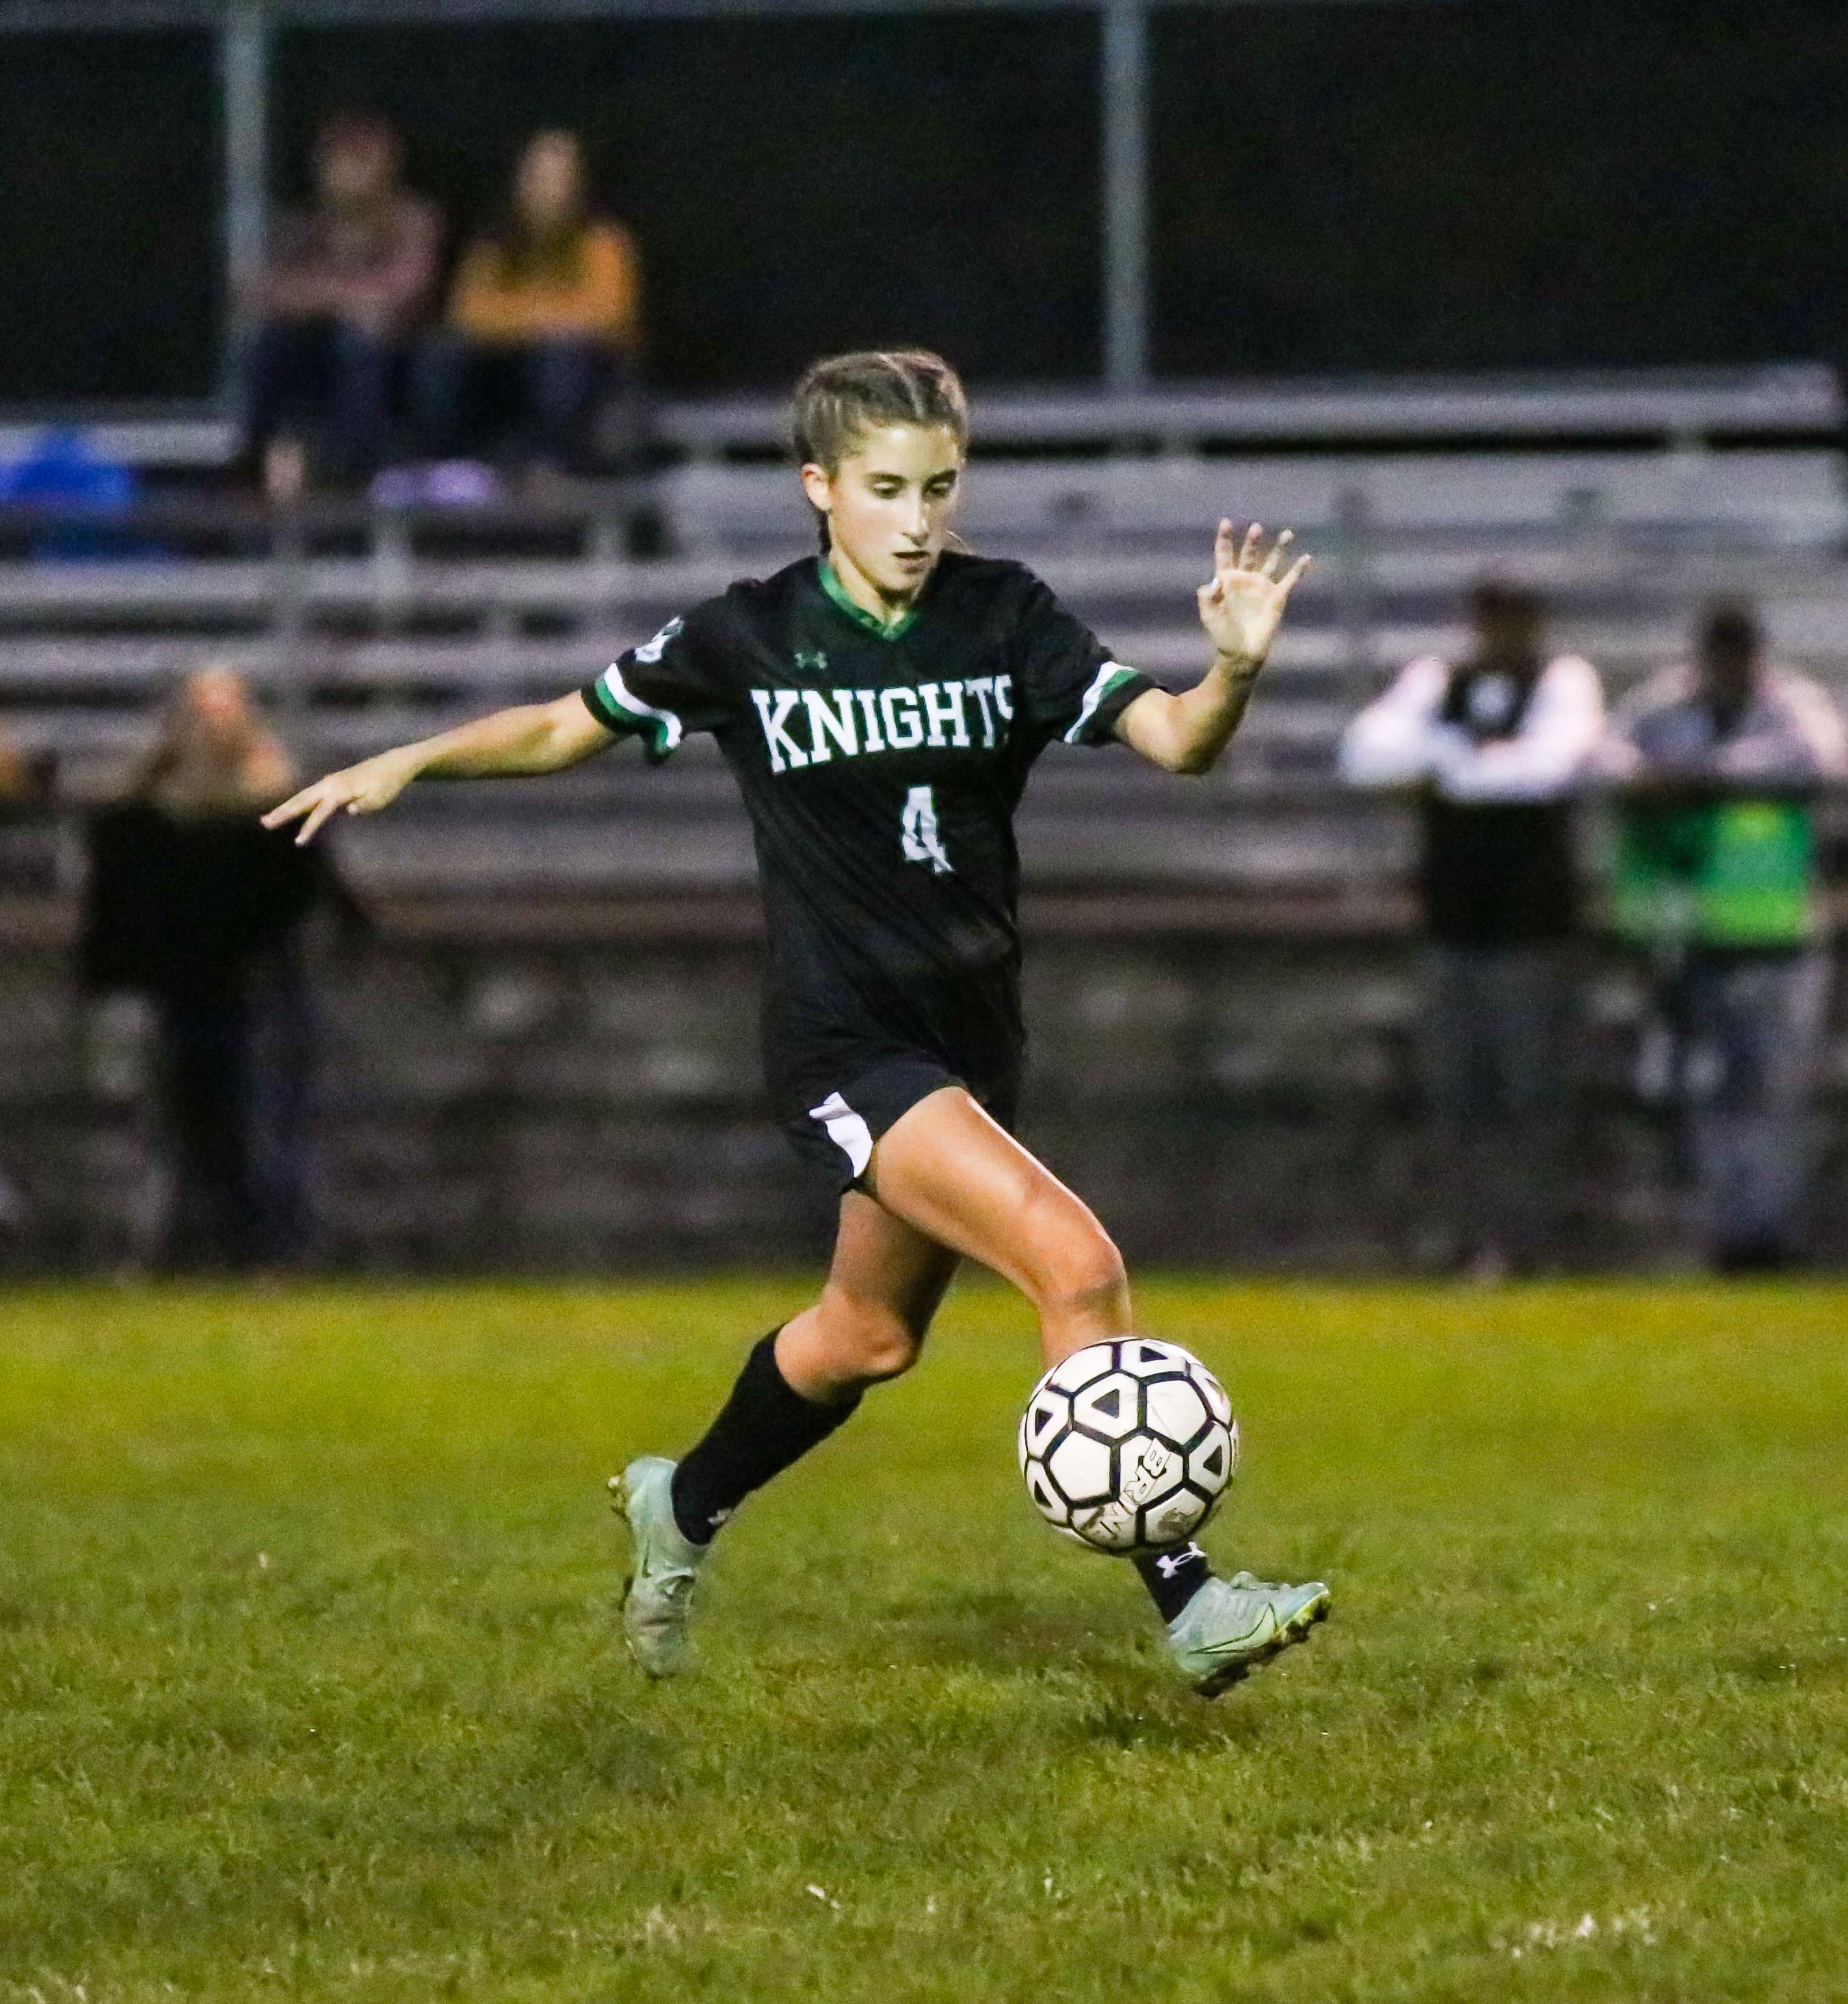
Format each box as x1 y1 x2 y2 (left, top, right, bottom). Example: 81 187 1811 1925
748 676 1016 774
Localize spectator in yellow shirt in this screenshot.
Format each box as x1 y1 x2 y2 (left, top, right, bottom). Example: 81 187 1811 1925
415 130 642 477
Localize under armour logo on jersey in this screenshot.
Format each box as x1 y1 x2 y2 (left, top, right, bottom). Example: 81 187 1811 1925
635 617 683 665
1156 1542 1206 1579
793 650 830 676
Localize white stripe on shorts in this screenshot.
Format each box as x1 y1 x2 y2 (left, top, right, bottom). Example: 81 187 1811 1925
808 1090 874 1178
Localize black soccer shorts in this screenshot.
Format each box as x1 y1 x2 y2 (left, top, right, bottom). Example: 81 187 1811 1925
778 1046 1023 1196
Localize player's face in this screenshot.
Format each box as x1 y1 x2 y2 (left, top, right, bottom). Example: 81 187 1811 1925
802 423 963 606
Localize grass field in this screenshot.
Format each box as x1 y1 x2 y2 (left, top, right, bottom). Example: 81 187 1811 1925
2 1279 1845 2003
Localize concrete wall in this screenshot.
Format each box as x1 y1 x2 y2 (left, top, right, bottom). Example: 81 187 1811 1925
5 911 1845 1276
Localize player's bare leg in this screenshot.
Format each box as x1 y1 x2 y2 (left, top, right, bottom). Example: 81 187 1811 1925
860 1087 1130 1364
617 1086 1326 1689
865 1085 1330 1694
774 1193 961 1399
613 1195 956 1676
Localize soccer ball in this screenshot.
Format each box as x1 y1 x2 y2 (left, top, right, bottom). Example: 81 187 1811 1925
1018 1338 1237 1555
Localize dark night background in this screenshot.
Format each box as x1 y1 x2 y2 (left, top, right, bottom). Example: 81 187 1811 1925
1 2 1845 402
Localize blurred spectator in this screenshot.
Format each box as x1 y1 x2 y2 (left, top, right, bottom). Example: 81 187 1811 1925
1340 582 1605 1277
0 724 34 1243
240 112 441 494
414 130 641 477
79 667 361 1272
0 728 30 804
0 429 145 561
0 719 56 893
1600 601 1847 1273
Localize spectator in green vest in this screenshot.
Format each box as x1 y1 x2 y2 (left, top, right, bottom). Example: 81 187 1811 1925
1601 600 1846 1271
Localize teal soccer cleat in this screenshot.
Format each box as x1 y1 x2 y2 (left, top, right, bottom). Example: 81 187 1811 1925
1165 1569 1332 1697
610 1455 708 1678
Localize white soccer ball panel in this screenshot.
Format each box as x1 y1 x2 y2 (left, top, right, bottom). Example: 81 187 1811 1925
1044 1429 1113 1507
1117 1338 1196 1379
1142 1484 1213 1548
1069 1497 1145 1553
1141 1375 1209 1447
1070 1372 1140 1442
1117 1434 1185 1508
1018 1388 1070 1465
1024 1461 1071 1527
1191 1364 1233 1429
1186 1422 1237 1497
1041 1343 1118 1398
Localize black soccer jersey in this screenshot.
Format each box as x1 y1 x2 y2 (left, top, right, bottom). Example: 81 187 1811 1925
579 552 1154 1156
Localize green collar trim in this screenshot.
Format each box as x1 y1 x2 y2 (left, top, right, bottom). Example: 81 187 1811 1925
819 557 921 640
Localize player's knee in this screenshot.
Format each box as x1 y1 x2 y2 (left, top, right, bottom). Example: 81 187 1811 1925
821 1295 925 1384
1031 1219 1128 1322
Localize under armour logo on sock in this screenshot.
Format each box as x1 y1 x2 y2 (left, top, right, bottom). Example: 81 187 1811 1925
1156 1542 1206 1579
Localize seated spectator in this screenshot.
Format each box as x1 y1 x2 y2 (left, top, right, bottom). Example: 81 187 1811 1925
1340 581 1605 1278
239 111 440 494
79 666 362 1272
414 129 641 478
0 728 30 804
1600 601 1847 1273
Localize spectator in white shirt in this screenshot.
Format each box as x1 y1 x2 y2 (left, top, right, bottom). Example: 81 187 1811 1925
1341 581 1605 1276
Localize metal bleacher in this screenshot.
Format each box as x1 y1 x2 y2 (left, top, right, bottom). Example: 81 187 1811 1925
2 364 1844 920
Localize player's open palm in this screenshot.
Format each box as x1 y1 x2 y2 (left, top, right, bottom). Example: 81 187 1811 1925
1197 519 1310 664
262 750 417 846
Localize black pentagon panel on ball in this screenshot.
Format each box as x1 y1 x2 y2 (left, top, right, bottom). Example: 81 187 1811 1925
1026 1463 1070 1525
1120 1339 1187 1377
1022 1395 1066 1460
1072 1370 1141 1443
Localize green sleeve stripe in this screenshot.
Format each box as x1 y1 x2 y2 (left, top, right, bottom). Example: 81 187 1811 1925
592 662 685 761
1064 663 1141 746
582 678 627 733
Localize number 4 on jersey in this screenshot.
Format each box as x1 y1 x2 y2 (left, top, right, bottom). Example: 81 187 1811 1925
901 785 953 875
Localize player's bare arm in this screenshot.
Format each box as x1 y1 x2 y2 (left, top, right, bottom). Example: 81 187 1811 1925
260 692 614 845
1113 520 1311 776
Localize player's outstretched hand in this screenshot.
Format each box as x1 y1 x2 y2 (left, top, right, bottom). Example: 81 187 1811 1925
261 750 417 846
1197 520 1312 665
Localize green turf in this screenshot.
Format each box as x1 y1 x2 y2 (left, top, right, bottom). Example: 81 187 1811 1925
2 1279 1845 2003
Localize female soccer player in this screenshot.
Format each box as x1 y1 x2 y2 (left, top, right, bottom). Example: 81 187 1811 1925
265 350 1328 1696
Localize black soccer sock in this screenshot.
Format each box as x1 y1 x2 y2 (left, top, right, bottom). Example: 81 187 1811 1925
1135 1542 1215 1624
669 1330 862 1545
